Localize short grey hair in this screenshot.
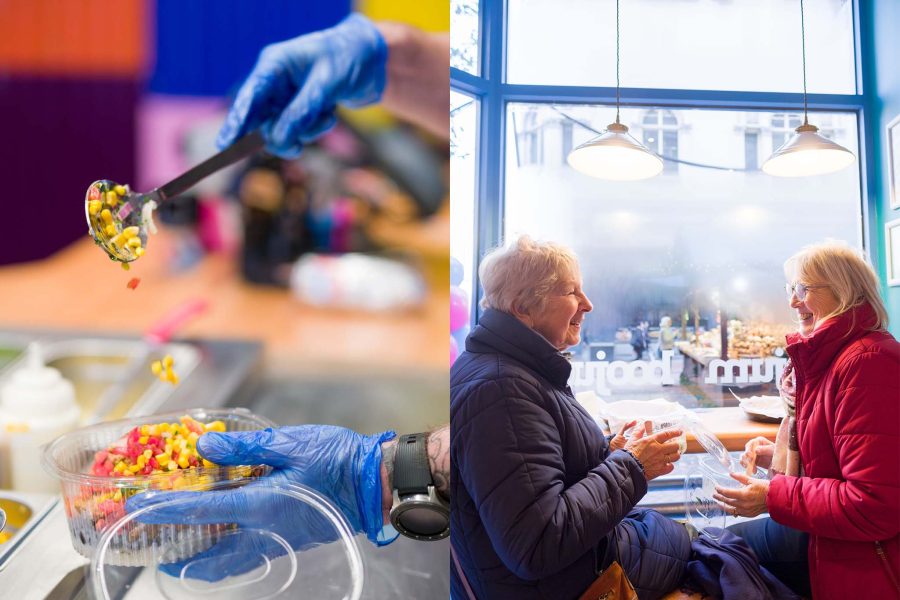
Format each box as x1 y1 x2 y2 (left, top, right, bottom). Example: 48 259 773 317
478 235 580 315
784 240 888 331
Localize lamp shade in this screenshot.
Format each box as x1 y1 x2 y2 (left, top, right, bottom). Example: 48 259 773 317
567 122 664 181
761 123 855 177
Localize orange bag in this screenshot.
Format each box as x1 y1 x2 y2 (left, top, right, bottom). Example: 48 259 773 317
578 561 638 600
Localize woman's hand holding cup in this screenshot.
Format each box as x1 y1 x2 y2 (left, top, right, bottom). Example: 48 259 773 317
624 422 684 481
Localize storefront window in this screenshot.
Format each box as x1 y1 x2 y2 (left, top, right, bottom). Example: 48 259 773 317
451 91 478 361
506 0 856 94
505 102 862 407
451 0 480 75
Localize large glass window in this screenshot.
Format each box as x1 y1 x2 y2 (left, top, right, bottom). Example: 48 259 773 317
505 102 862 407
451 91 479 360
451 0 480 75
506 0 856 94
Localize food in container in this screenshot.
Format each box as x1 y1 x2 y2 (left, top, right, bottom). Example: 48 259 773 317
43 408 274 565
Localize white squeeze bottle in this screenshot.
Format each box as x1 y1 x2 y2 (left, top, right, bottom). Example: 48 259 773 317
0 343 79 492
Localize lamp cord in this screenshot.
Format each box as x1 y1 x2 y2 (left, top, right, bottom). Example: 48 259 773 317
615 0 621 124
800 0 808 125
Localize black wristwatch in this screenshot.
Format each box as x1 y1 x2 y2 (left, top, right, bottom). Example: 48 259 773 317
388 433 450 541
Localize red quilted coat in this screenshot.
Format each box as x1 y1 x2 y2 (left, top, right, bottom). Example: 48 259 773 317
767 304 900 599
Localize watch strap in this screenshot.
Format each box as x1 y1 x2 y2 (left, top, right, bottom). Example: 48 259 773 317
394 433 432 496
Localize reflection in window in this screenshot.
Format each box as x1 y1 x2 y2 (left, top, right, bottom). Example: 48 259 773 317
744 131 759 171
642 109 679 173
513 108 544 166
771 113 803 151
505 103 862 408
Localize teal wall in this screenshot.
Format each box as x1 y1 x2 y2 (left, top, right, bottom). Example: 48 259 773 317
862 0 900 338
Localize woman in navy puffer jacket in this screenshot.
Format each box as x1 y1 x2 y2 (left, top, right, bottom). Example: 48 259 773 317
451 236 690 600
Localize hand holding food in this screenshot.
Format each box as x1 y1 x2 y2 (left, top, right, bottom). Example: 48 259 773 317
740 436 775 470
623 422 684 481
126 425 396 580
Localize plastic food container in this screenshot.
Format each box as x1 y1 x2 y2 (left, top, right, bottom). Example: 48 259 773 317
89 481 364 600
683 431 767 541
593 397 690 433
42 408 275 564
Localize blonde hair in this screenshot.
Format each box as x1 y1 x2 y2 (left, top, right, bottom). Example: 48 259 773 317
783 240 888 331
479 235 579 315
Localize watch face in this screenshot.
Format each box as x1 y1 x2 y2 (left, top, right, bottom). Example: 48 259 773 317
399 506 447 536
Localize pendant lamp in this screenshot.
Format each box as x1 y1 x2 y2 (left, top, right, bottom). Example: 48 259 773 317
762 0 855 177
566 0 663 181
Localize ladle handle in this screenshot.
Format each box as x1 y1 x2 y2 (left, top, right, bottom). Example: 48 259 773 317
157 131 265 201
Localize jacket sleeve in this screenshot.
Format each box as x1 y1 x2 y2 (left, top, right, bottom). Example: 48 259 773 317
455 379 647 580
768 350 900 541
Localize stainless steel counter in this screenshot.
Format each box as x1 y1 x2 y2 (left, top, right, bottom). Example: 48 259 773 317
0 332 262 600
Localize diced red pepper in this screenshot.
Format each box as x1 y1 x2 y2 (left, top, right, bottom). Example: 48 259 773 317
126 277 141 290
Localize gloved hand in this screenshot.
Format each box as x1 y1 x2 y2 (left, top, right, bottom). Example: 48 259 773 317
126 425 396 581
218 13 387 158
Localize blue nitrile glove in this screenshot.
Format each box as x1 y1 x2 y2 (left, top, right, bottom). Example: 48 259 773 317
126 425 397 581
218 13 387 158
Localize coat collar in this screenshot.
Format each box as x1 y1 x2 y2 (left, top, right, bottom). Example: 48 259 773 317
466 308 572 388
785 303 878 379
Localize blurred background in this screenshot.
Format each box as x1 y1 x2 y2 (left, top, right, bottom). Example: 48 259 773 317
0 1 450 598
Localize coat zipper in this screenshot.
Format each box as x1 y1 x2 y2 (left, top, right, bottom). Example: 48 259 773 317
875 541 900 593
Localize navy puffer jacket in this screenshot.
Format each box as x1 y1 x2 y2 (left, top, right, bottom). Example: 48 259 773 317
451 309 689 599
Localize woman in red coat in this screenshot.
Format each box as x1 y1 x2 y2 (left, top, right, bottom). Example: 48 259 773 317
717 241 900 599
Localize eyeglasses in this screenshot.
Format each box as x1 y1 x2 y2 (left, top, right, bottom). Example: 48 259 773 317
785 282 827 301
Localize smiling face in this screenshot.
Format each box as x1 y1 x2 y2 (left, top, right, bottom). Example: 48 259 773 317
523 267 593 350
788 281 841 337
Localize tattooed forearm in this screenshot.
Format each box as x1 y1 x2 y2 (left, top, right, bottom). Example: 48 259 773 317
380 438 397 524
427 425 450 501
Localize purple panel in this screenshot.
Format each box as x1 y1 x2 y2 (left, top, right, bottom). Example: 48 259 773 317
0 76 138 265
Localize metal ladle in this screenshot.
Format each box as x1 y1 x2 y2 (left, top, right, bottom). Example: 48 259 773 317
85 131 264 263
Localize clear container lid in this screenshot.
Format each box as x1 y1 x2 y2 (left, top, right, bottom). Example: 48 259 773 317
683 450 767 540
686 418 734 472
89 480 364 600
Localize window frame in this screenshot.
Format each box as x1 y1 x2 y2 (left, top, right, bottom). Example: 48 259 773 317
451 0 876 328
